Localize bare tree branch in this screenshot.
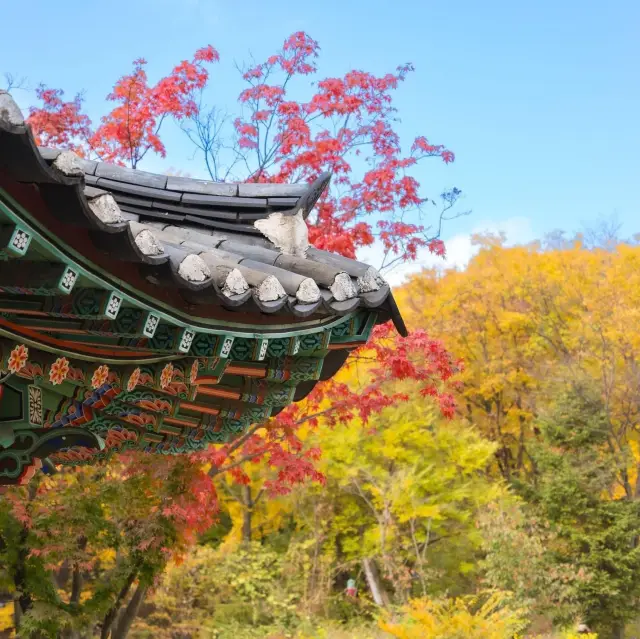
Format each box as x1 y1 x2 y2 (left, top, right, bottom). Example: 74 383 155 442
3 73 28 92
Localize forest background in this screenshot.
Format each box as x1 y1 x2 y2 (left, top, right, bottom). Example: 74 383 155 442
1 3 639 638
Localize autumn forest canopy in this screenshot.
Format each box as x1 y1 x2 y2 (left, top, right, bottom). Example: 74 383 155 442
1 30 639 639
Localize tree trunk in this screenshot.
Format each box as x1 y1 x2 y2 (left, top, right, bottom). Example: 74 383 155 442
99 569 138 639
12 522 32 631
610 622 625 639
362 558 390 607
242 484 253 542
13 596 22 632
634 462 640 499
70 563 82 607
12 483 37 631
111 584 148 639
70 536 88 606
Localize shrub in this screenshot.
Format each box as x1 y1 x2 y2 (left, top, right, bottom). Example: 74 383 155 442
379 590 529 639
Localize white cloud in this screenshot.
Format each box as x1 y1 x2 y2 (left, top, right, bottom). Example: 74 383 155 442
357 216 535 288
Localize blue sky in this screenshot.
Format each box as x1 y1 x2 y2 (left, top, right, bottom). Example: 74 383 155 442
2 0 639 281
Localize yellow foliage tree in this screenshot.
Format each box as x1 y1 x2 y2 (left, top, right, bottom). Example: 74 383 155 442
397 237 640 491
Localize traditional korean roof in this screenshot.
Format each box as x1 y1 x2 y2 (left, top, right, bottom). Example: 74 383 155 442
0 90 407 486
0 91 405 327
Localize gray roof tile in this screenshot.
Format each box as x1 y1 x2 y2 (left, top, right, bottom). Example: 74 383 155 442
238 183 307 197
95 178 182 202
166 175 238 196
181 192 267 208
0 90 406 334
95 162 168 188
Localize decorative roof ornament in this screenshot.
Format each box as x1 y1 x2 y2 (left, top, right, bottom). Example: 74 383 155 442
0 91 407 485
253 173 331 257
254 210 310 257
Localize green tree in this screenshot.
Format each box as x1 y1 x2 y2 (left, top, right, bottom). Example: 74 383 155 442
132 543 299 638
484 385 640 639
287 391 499 607
0 456 217 639
478 492 584 628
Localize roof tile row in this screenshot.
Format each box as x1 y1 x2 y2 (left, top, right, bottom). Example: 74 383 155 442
0 90 406 334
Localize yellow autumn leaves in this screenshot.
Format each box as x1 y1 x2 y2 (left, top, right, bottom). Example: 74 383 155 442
397 236 640 484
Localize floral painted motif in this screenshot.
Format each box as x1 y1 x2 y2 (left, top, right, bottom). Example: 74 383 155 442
143 313 160 337
91 364 110 389
160 362 174 390
48 356 70 385
59 267 78 292
7 344 28 374
127 367 141 392
11 229 30 253
190 359 200 384
28 385 43 425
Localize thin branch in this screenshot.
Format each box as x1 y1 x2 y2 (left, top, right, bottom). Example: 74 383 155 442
3 73 28 92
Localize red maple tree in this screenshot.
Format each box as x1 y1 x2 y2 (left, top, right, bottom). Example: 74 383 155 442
28 45 218 167
202 322 460 497
24 31 462 512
